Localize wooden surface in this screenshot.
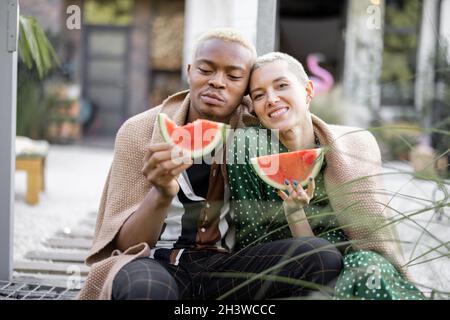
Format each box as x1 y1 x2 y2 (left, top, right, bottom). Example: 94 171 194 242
16 157 45 205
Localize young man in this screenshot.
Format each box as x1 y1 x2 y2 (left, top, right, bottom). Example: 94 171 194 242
77 29 343 300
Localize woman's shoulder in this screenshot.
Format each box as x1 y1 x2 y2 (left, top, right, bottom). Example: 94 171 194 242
327 124 379 149
324 124 382 169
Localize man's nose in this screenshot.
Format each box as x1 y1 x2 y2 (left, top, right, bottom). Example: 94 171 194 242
208 73 226 89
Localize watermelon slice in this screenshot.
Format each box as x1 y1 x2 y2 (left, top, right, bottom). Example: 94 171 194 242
250 148 324 190
158 113 229 159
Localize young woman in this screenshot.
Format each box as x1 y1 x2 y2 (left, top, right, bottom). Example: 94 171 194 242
227 52 424 300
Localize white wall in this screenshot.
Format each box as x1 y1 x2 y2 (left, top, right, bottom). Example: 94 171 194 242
440 0 450 63
342 0 385 127
182 0 258 76
415 0 439 123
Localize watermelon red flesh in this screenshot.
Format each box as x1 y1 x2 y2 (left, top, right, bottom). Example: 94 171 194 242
250 148 323 190
158 113 228 158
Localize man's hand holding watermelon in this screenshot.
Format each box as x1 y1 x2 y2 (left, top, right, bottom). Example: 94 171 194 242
112 142 194 251
142 142 193 199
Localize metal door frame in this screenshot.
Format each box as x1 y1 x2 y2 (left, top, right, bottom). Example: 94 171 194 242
0 0 19 281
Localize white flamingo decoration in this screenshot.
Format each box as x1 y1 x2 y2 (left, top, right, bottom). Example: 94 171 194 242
306 53 335 94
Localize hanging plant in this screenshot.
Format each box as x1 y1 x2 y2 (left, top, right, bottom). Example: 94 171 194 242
18 15 60 79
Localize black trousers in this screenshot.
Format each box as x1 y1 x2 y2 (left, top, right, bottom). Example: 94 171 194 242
112 237 343 300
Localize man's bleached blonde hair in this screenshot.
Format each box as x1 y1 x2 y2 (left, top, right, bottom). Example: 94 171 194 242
192 28 257 62
252 52 310 85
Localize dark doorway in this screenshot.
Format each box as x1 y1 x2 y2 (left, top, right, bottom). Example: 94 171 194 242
278 0 346 84
82 25 130 136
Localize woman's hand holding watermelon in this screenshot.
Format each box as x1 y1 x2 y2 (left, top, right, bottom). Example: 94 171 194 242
277 178 315 237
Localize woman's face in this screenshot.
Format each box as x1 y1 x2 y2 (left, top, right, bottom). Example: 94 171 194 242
249 60 312 131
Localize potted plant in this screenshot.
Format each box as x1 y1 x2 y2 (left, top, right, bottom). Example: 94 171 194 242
16 16 60 140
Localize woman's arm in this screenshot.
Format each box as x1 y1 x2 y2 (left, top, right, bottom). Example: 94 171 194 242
284 208 314 238
278 178 316 238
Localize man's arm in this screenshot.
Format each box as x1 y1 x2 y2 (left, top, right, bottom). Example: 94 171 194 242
115 143 192 251
115 188 172 251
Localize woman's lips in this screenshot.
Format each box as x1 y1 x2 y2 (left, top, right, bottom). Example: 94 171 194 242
268 107 289 119
200 94 224 105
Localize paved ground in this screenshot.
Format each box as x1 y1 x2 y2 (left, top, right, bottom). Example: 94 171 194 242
14 144 113 261
381 162 449 299
13 145 450 299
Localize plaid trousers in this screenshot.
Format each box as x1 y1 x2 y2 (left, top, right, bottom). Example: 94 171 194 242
112 237 343 300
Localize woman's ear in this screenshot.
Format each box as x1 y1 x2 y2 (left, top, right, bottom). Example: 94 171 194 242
305 80 314 108
306 80 314 98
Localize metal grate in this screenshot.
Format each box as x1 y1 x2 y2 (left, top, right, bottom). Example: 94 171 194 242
0 281 79 300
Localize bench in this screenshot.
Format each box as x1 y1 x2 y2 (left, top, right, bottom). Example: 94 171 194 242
15 137 49 205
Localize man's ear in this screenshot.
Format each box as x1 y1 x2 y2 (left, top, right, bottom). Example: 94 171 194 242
186 64 192 84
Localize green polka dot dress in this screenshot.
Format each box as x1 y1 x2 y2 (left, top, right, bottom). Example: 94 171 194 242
227 125 424 300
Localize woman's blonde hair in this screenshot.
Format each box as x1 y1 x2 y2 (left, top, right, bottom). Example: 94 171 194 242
252 52 309 85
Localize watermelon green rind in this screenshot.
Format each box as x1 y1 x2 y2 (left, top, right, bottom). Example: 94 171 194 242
250 148 323 191
250 157 286 190
158 113 173 146
158 112 229 159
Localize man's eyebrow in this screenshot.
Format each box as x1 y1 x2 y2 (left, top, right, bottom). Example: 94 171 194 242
196 59 215 66
226 65 246 72
196 59 246 71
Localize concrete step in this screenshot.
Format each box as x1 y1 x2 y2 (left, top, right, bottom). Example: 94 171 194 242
14 261 89 276
45 237 93 250
56 227 94 240
25 250 88 263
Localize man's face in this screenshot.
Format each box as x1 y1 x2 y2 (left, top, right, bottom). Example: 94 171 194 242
187 38 253 123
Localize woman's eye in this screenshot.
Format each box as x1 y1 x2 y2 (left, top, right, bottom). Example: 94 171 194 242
253 94 263 100
279 83 289 88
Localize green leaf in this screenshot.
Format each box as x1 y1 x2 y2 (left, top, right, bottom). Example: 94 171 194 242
18 15 60 79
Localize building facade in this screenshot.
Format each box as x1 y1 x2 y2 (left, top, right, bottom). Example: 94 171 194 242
18 0 450 137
